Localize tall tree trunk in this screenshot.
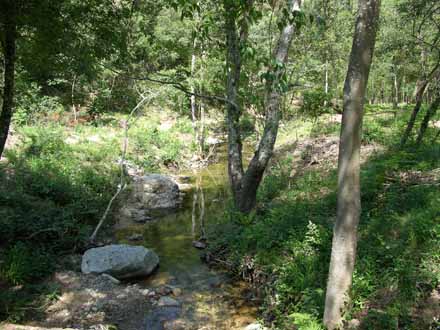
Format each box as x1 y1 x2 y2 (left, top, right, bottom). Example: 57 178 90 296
416 94 440 145
190 37 199 152
224 2 246 205
225 0 302 213
0 2 17 158
392 70 398 109
323 0 380 329
324 57 329 106
400 63 440 147
198 50 206 156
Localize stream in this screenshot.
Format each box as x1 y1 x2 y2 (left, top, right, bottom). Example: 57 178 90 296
115 146 259 330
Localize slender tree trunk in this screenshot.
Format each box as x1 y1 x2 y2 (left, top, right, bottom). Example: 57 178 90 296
224 3 245 205
199 50 206 156
416 94 440 145
392 71 398 109
324 57 329 107
190 37 199 152
400 80 430 146
238 0 301 212
402 75 406 104
400 63 440 147
225 0 302 213
324 0 380 329
71 74 78 123
199 99 205 155
0 2 17 158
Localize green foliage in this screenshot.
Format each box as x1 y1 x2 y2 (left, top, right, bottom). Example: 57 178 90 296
1 242 53 285
14 81 64 126
208 119 440 328
360 310 398 330
0 126 118 281
129 119 190 170
300 89 332 118
240 113 256 137
286 313 324 330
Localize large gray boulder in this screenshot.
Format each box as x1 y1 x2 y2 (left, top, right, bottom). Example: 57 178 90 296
81 244 159 279
118 174 181 224
137 174 180 209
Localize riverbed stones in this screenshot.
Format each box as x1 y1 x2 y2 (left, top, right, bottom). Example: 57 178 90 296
100 273 121 284
243 323 267 330
128 233 144 241
192 240 207 249
135 174 180 210
81 244 159 279
171 287 182 297
144 306 182 330
119 174 182 224
158 296 180 307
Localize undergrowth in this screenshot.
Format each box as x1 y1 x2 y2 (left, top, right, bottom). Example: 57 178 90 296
208 106 440 329
0 110 196 322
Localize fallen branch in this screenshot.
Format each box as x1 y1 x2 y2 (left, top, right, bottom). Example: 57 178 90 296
89 91 156 243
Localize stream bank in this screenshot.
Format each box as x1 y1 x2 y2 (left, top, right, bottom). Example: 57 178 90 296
113 144 261 330
0 145 262 330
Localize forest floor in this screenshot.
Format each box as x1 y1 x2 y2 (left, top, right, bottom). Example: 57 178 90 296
1 105 439 330
207 106 440 329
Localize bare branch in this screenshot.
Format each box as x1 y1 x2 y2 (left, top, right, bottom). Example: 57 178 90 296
89 91 156 243
101 64 239 109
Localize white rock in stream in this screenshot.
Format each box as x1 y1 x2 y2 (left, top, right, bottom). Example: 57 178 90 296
244 323 268 330
81 244 159 280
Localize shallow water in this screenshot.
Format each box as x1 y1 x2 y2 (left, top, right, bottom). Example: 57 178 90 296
116 146 258 329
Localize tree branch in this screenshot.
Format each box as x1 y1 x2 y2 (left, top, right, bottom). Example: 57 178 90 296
101 64 239 110
89 91 156 243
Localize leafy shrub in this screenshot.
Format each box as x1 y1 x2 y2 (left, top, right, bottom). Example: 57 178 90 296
240 113 256 137
1 242 53 285
208 134 439 329
14 82 64 126
300 89 332 118
0 126 118 287
129 122 187 170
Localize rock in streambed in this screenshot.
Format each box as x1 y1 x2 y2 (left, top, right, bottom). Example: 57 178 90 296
81 244 159 279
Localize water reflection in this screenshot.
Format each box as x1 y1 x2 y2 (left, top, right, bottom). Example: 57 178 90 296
192 175 206 241
115 146 258 329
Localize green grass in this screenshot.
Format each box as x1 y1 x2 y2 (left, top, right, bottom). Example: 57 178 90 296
208 105 440 329
0 108 198 322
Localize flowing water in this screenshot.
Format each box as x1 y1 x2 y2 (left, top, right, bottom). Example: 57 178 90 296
115 146 258 330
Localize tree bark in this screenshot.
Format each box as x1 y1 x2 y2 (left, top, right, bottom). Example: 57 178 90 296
416 94 440 145
324 0 380 329
400 62 440 147
392 69 398 109
0 1 17 158
224 2 246 205
190 37 199 152
225 0 302 213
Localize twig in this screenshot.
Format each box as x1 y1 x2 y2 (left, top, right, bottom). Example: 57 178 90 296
26 228 60 240
100 63 239 109
89 91 156 243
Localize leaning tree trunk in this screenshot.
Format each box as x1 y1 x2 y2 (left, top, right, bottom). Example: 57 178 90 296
416 94 440 145
224 2 246 205
324 0 380 329
225 0 302 213
400 63 440 147
0 2 17 158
